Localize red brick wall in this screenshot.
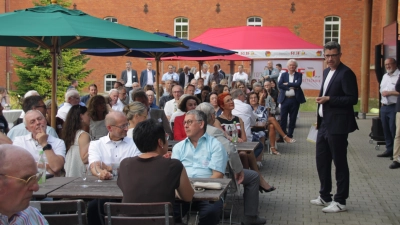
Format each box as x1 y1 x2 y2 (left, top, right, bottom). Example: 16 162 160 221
0 0 390 100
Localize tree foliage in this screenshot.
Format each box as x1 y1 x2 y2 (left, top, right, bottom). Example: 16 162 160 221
13 0 93 102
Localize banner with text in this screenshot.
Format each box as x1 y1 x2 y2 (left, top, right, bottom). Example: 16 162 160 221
235 49 324 59
253 60 324 90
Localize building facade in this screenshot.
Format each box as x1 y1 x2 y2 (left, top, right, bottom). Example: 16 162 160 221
0 0 394 99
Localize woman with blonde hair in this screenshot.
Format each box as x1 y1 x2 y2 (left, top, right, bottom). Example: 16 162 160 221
123 102 148 138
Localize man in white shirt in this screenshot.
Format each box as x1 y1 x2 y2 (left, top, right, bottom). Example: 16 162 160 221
13 110 66 175
161 65 179 83
231 89 257 142
276 63 284 83
232 65 249 87
8 96 58 141
121 60 138 93
164 85 183 120
378 58 400 158
109 89 124 112
194 64 210 85
56 89 80 121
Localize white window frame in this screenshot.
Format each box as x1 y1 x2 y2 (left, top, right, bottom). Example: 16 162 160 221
174 17 189 40
104 16 118 23
104 74 117 92
247 17 262 27
324 16 340 44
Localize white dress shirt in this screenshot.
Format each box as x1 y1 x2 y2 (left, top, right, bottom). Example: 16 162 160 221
232 99 257 142
146 70 154 85
380 69 399 105
112 99 125 112
88 134 140 166
232 72 249 83
162 72 179 82
164 99 178 118
56 102 73 121
13 134 66 174
318 70 335 117
125 70 133 87
195 71 210 85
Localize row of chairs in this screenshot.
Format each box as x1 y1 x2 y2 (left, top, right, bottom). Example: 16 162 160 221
30 200 175 225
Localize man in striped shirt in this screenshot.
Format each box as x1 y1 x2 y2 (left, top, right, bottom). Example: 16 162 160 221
0 145 48 225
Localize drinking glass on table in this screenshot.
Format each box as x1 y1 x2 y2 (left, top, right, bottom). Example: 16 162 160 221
80 164 89 188
111 163 120 177
93 161 103 183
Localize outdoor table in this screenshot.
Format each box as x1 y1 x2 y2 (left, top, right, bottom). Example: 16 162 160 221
235 142 258 151
47 176 231 201
33 177 79 199
3 109 23 128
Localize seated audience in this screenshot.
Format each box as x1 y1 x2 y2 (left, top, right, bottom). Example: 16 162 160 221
57 89 80 121
170 94 190 123
87 95 109 140
184 84 195 96
0 103 9 134
13 110 66 175
196 86 211 103
62 105 91 177
0 145 49 224
206 92 222 117
109 89 124 112
164 85 183 120
80 84 98 105
146 90 159 109
172 110 228 225
118 119 194 205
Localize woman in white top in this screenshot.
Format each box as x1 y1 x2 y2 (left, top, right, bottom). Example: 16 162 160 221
123 102 148 139
62 105 91 177
0 87 10 108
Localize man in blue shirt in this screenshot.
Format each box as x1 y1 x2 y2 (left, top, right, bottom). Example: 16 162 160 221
172 110 228 225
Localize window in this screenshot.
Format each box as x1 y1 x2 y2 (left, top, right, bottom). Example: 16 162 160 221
324 16 340 44
104 16 118 23
247 17 262 27
104 74 117 92
174 17 189 39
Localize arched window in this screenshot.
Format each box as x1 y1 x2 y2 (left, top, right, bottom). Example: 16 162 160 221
104 16 118 23
247 17 262 27
104 74 117 92
174 17 189 39
324 16 340 44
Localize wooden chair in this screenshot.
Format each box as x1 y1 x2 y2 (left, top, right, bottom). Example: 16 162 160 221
104 202 175 225
29 200 86 225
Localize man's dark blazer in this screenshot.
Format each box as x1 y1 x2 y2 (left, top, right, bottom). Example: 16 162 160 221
140 69 156 88
149 108 173 139
219 69 226 78
179 72 194 88
121 69 138 85
316 62 358 134
277 72 306 104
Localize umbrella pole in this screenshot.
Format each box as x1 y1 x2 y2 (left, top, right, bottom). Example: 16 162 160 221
198 61 203 78
50 45 58 129
156 58 160 106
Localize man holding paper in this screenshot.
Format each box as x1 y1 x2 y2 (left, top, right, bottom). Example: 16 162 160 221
172 110 228 225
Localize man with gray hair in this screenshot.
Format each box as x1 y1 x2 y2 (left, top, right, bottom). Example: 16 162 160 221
13 110 66 175
196 103 266 225
108 89 124 112
172 110 227 225
195 64 210 85
56 89 80 121
0 145 49 224
231 89 257 142
179 65 194 88
263 60 279 82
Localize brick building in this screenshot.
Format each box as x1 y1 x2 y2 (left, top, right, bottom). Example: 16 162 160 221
0 0 395 99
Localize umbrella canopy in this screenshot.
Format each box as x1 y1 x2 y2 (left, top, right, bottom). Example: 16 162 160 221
158 54 252 61
0 3 183 128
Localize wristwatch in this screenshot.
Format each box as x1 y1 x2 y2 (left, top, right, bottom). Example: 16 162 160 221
42 144 52 151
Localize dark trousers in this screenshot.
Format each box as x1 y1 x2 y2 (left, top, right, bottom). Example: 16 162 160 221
174 200 223 225
316 120 349 205
380 104 396 154
279 97 300 138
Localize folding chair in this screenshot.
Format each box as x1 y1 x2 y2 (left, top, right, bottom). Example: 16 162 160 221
29 199 86 225
104 202 175 225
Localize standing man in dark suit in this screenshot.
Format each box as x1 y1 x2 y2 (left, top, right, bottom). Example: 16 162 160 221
140 62 156 88
310 41 358 213
277 59 306 139
216 63 226 78
121 60 138 93
179 65 194 88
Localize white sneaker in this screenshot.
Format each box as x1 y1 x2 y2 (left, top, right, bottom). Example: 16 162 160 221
322 201 347 213
310 196 331 207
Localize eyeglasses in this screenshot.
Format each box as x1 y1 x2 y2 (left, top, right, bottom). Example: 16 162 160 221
111 123 129 130
183 119 202 126
0 171 43 186
324 53 340 58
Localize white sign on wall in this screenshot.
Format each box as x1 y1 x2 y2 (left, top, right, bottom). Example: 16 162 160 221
253 60 324 90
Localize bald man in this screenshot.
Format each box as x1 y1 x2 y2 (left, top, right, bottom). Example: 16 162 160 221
0 145 49 224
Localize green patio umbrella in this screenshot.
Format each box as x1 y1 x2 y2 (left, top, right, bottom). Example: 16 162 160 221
0 1 183 128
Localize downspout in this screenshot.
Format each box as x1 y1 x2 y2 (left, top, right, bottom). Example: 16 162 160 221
5 0 10 90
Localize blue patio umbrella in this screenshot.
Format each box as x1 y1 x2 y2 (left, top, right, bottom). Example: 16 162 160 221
81 32 236 104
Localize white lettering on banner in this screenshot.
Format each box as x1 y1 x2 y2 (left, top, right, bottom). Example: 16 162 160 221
235 49 324 59
253 60 324 90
